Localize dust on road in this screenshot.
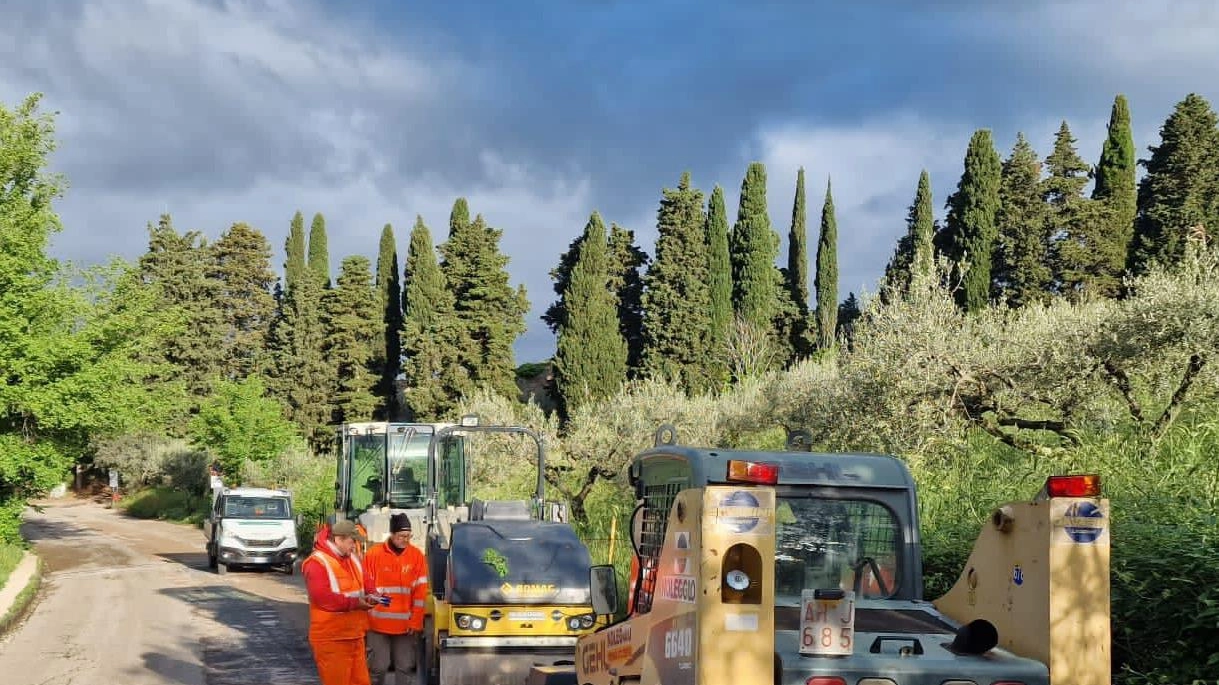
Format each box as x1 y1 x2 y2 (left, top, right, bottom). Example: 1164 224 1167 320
0 499 317 685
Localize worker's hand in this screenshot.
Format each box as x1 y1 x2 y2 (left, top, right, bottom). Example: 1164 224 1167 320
357 595 380 610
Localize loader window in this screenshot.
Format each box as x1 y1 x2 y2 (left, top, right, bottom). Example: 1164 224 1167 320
437 436 466 508
387 430 429 508
348 434 387 516
774 497 900 602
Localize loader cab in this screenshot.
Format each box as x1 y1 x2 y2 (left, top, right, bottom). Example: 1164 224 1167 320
333 421 468 546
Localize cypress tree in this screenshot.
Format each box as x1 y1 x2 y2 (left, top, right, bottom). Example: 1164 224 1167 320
553 211 628 416
543 233 587 334
322 256 381 423
1092 94 1137 260
137 215 225 416
284 211 307 296
265 241 331 448
813 179 839 350
607 223 649 377
882 170 937 303
439 205 529 401
1130 93 1219 275
402 216 469 420
995 134 1051 307
308 212 330 288
374 223 403 419
209 222 278 380
782 169 813 359
640 171 712 393
730 161 781 332
939 129 1002 312
706 185 733 377
1045 121 1124 299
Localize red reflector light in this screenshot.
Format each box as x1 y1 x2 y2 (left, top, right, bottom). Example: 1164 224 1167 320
726 460 779 485
805 678 846 685
1043 474 1101 498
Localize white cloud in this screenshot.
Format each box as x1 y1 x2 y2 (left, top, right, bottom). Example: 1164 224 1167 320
748 114 974 299
742 111 1126 303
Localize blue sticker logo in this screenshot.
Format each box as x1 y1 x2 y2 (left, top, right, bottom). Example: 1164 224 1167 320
1012 565 1023 586
1063 501 1104 543
717 491 761 533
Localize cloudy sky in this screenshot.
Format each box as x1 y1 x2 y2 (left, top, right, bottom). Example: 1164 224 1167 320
3 0 1218 362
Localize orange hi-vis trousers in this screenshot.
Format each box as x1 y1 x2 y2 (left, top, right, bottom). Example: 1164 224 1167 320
310 637 371 685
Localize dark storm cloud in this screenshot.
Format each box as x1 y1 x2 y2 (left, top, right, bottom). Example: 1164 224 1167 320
4 0 1219 361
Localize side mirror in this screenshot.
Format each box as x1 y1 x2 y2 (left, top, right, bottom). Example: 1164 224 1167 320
590 564 619 617
295 514 303 527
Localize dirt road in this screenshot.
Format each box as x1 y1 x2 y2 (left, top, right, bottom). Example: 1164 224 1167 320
0 498 318 685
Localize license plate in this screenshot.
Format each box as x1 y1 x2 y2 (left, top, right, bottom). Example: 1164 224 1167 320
799 590 856 656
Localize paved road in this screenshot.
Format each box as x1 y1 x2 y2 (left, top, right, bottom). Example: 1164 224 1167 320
0 498 318 685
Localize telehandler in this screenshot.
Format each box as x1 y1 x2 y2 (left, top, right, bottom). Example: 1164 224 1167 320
330 417 597 685
529 425 1110 685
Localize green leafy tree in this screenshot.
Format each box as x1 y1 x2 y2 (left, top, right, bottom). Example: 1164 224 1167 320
308 212 331 288
1130 93 1219 275
189 376 303 480
814 179 839 350
1 95 171 539
402 216 469 419
1091 94 1137 263
641 172 712 392
994 135 1051 307
374 223 403 419
938 129 1002 312
553 212 628 416
323 256 382 423
730 162 782 333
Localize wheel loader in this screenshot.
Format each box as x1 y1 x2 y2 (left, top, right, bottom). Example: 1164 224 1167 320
330 417 597 685
528 425 1110 685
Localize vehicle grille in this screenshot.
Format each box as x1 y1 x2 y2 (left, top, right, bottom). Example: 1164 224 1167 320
239 537 286 548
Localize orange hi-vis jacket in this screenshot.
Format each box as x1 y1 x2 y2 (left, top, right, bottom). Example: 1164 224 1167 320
364 540 429 634
302 541 372 642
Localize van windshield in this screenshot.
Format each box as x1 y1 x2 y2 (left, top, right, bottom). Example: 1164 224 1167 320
223 496 292 520
774 496 900 603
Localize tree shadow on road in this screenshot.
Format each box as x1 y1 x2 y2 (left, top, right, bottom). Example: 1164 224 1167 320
154 550 308 592
152 584 319 685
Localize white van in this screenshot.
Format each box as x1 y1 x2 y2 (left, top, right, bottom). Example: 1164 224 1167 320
204 486 300 575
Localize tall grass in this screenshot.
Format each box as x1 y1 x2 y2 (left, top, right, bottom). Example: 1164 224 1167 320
908 406 1219 684
0 542 25 589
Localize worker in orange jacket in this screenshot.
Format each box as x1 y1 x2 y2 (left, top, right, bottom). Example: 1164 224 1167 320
303 520 382 685
364 513 430 685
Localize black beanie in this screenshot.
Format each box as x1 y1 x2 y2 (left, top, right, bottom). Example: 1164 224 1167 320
390 513 411 533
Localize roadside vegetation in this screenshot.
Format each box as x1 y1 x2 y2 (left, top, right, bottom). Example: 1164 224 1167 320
4 88 1219 683
0 543 24 590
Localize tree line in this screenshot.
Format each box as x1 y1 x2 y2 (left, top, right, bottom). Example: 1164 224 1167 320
3 89 1218 538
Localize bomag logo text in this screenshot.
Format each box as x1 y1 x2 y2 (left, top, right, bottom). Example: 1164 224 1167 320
500 582 557 597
